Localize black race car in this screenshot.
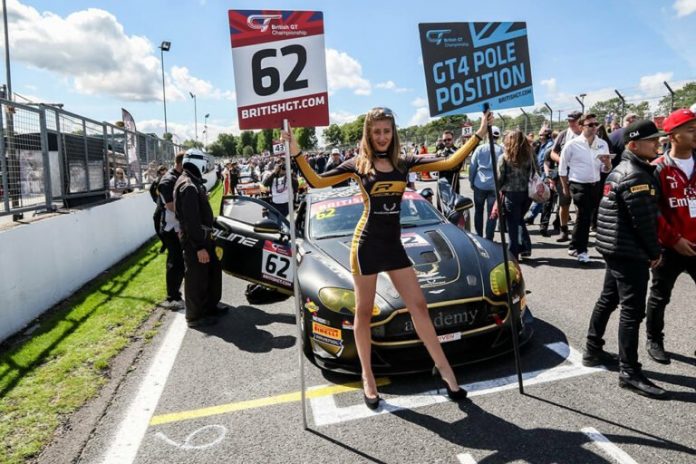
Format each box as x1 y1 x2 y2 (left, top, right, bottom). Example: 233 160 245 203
213 186 533 375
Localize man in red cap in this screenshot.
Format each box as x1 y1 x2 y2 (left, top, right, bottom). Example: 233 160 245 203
646 108 696 364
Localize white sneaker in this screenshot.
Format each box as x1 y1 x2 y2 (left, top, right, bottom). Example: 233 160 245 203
568 248 578 257
577 252 591 263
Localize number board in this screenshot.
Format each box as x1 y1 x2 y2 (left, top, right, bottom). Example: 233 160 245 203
262 240 293 287
229 10 330 129
272 140 286 155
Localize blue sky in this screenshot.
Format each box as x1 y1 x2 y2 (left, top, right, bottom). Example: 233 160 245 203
3 0 696 144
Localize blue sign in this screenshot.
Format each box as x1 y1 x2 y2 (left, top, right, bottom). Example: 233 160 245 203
419 22 534 116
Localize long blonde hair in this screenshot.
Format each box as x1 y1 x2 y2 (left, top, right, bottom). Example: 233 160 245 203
355 107 402 175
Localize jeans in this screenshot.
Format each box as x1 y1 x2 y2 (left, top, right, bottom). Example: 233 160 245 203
527 201 543 221
570 181 601 253
586 256 649 374
646 249 696 343
473 186 497 240
502 190 531 259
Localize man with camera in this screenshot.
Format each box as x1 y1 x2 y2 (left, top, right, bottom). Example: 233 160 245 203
262 158 299 216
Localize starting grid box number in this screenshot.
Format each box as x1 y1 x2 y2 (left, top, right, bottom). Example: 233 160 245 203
229 10 330 129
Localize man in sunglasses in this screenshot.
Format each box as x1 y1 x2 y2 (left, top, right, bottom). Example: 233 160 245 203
559 113 613 263
436 130 462 193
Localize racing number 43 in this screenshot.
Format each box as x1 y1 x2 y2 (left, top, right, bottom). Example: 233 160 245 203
251 45 308 96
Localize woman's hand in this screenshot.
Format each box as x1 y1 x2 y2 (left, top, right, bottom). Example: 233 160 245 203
280 125 301 157
476 111 494 140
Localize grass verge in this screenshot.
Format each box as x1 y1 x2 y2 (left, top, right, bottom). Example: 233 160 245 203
0 180 220 464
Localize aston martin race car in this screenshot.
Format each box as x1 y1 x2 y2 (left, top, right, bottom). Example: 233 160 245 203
213 186 533 375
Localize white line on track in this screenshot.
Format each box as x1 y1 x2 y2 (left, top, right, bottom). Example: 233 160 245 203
100 310 188 464
457 452 477 463
310 342 605 426
582 427 639 464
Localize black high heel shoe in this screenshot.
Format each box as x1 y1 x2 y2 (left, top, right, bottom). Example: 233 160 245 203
432 366 468 401
363 392 381 410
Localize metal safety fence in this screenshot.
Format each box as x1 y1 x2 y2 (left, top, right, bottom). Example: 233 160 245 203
0 99 182 218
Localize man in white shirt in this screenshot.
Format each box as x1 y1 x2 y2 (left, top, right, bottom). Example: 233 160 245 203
549 111 583 241
559 113 613 263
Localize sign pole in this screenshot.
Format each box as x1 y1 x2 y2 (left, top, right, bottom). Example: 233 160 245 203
485 106 524 394
284 118 308 429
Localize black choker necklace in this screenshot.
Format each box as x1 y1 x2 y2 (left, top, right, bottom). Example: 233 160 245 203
375 152 389 159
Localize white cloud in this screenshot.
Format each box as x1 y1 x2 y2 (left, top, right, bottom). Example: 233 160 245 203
408 107 434 127
168 66 236 102
540 78 558 94
411 97 428 107
330 111 358 125
325 48 371 96
674 0 696 17
375 80 411 93
3 0 230 102
638 71 674 97
139 118 240 143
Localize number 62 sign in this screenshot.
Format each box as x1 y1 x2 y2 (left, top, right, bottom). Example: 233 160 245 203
228 10 330 129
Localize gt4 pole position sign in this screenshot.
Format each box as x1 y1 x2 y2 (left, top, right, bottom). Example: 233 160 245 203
229 10 329 129
419 22 534 116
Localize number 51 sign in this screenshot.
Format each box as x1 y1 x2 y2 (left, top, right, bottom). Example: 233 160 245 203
228 10 330 129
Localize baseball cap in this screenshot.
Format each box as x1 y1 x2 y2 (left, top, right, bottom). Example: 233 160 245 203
623 120 666 143
567 111 583 121
663 108 696 133
491 125 501 137
623 113 638 123
331 148 340 155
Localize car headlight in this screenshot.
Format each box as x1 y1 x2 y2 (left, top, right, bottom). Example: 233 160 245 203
318 287 380 316
489 261 522 296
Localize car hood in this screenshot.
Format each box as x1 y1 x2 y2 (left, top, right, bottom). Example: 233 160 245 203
311 223 488 310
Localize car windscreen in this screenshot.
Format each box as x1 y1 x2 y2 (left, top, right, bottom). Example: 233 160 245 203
309 191 441 239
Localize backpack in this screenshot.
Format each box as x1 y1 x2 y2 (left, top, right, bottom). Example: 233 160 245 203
244 284 290 305
149 177 160 203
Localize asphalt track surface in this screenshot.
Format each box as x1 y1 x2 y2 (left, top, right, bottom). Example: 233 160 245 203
73 180 695 464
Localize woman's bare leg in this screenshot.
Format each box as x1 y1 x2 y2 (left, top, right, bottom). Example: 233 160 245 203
352 273 379 398
386 267 461 391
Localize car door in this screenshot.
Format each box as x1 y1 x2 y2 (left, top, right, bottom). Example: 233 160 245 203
214 195 294 294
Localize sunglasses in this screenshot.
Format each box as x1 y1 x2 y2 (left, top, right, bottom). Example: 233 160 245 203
369 107 394 118
584 122 600 128
443 138 453 142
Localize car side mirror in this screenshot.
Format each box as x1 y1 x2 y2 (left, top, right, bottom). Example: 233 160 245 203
418 187 434 199
453 196 473 211
253 218 282 234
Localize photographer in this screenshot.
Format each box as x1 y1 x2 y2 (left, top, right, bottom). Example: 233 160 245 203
262 158 298 216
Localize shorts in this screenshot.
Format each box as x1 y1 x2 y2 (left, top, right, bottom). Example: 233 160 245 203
351 236 411 275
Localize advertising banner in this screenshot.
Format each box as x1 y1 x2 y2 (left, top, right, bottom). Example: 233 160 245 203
419 22 534 116
229 10 330 129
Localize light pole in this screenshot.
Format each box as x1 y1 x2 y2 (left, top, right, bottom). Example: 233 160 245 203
575 93 587 113
159 41 171 136
189 91 198 143
204 113 209 146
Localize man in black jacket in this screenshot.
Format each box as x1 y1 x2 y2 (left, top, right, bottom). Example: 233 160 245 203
174 156 223 327
583 120 667 399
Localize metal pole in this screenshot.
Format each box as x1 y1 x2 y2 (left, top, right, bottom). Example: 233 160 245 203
484 105 524 394
194 95 198 142
497 112 505 131
38 105 53 210
2 0 12 102
544 103 553 130
284 118 307 429
614 90 626 122
575 96 584 114
520 108 529 134
82 118 91 192
160 47 168 136
0 103 9 212
663 81 675 112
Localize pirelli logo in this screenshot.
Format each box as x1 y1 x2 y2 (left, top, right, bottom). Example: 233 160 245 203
370 181 406 196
